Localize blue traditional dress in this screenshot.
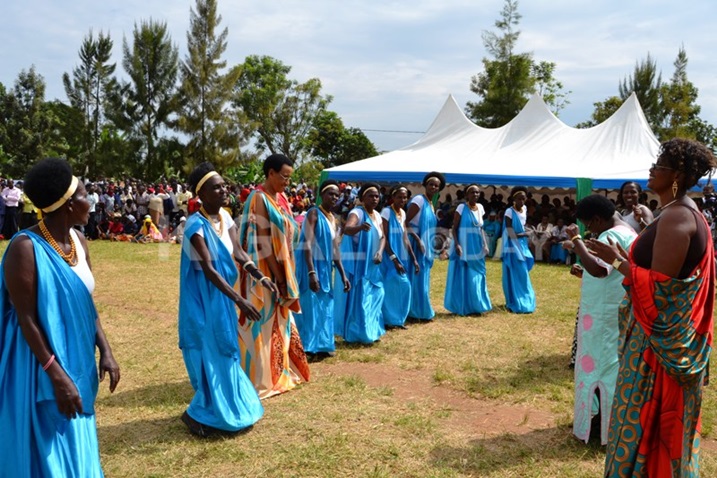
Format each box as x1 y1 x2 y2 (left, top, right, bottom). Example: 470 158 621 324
334 206 385 343
380 206 412 327
0 231 103 477
178 210 263 431
483 216 502 258
573 225 636 445
501 205 536 313
295 207 340 354
406 194 437 319
444 203 492 315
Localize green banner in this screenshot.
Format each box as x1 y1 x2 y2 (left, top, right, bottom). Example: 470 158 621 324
316 170 329 206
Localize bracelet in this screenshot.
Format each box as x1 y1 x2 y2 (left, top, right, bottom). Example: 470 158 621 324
308 271 317 276
570 234 582 242
42 354 55 371
242 260 256 271
260 276 272 284
389 254 397 261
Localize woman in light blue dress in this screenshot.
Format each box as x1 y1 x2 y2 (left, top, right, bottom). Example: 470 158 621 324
178 162 265 436
295 180 350 358
380 185 419 328
0 158 120 477
334 182 386 343
564 194 636 445
444 184 492 315
501 186 536 313
405 172 445 320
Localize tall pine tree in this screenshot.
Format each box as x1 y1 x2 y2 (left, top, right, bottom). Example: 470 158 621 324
466 0 568 126
659 46 700 140
62 30 117 177
118 20 179 178
176 0 243 172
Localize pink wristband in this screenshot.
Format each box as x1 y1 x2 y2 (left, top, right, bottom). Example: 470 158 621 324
42 354 55 371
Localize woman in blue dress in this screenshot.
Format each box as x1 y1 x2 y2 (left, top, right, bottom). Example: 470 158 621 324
380 185 419 329
405 171 445 320
483 210 502 258
334 182 386 343
0 158 120 477
501 186 536 313
178 162 266 437
444 184 492 315
295 180 351 358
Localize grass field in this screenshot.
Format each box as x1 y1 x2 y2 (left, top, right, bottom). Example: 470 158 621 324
9 241 717 477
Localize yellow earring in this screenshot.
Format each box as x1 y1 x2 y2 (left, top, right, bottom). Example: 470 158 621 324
672 180 678 198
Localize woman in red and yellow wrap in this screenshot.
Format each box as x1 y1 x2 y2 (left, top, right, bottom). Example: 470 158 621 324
590 138 717 477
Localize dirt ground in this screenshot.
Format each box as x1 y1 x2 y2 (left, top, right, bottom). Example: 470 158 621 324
314 361 717 452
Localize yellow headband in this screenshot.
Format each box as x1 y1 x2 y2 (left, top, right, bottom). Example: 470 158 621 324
361 186 379 198
42 176 79 213
321 184 340 194
196 171 219 194
512 190 526 198
466 185 480 193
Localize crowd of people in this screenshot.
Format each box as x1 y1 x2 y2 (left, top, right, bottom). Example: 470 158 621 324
1 137 716 476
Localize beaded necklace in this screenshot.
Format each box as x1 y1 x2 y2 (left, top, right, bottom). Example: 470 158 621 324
200 206 224 237
39 220 78 266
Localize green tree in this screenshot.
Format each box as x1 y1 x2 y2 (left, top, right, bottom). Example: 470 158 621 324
0 67 66 177
659 46 701 140
292 159 324 187
45 100 86 172
618 53 663 132
466 0 568 126
575 96 623 129
0 82 7 171
233 55 331 162
688 117 717 153
62 30 117 177
118 20 179 179
176 0 244 172
466 0 534 127
306 110 378 167
532 61 570 115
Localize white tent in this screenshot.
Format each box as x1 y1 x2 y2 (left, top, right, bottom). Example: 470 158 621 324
325 93 660 189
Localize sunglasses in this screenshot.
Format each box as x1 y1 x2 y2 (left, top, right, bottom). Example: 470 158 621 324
650 162 674 171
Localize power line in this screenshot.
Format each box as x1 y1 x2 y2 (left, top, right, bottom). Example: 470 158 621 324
360 128 425 134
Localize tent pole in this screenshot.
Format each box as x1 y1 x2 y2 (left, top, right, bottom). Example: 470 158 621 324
575 177 593 234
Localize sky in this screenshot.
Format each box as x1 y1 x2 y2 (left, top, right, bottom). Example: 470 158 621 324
2 0 716 153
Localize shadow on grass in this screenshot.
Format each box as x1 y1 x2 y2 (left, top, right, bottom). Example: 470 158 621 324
430 425 604 476
100 381 193 408
464 352 573 397
98 414 244 455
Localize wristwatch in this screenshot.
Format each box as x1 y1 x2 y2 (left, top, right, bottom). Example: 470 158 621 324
611 257 625 269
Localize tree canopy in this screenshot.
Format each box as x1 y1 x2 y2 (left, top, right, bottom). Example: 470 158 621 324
466 0 570 127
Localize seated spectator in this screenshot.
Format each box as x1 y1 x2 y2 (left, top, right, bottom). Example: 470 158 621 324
168 215 186 244
135 216 163 243
529 214 553 262
548 217 571 264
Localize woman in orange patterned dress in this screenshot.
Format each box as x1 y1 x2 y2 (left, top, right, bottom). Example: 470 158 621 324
238 154 310 399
